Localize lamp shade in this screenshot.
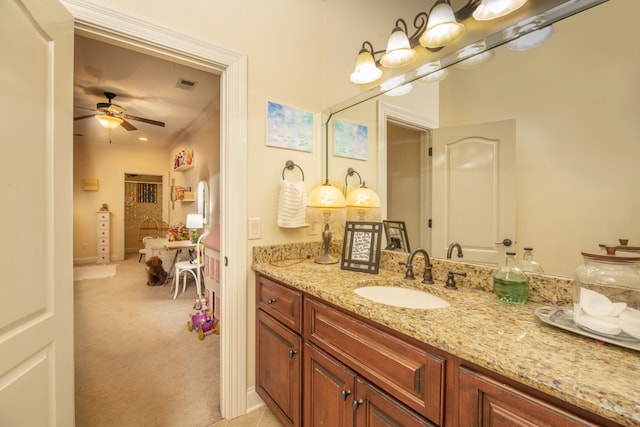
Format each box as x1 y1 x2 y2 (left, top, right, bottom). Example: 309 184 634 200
473 0 528 21
350 48 383 84
506 25 553 51
380 25 417 68
346 186 380 208
420 0 465 48
186 213 204 229
95 114 123 129
307 183 346 208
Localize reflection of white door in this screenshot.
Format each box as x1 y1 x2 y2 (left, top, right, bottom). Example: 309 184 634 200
0 1 75 425
432 120 516 266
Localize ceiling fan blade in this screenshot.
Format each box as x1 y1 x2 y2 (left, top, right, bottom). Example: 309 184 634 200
124 114 165 127
74 114 96 121
120 119 137 131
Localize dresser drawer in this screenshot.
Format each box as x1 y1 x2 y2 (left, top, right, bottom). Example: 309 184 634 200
97 245 109 254
96 254 110 263
257 275 303 334
97 212 110 222
305 297 444 425
97 221 109 232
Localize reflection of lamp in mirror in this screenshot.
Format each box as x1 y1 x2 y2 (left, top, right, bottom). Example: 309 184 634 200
345 168 381 222
307 181 346 264
186 213 204 242
506 25 553 51
455 41 495 69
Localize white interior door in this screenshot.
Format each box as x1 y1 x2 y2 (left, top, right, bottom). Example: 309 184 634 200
0 1 75 426
432 120 516 266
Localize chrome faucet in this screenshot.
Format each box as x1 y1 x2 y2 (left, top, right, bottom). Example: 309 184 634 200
402 248 434 284
446 242 464 259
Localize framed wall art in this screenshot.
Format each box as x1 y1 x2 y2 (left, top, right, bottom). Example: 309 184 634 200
266 101 313 152
340 221 382 274
333 118 368 160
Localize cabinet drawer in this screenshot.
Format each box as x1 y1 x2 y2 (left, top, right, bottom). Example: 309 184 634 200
96 254 109 262
305 298 444 425
257 275 303 333
97 212 110 222
97 221 109 231
97 229 109 238
97 238 109 246
97 245 109 254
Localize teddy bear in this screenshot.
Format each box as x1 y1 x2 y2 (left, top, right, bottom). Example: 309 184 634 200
145 256 168 286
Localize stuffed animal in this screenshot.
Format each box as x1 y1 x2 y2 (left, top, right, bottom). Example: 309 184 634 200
145 256 168 286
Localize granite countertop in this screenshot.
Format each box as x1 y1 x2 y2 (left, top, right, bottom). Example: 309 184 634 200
252 259 639 426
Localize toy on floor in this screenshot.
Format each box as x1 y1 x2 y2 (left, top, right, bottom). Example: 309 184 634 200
187 298 219 340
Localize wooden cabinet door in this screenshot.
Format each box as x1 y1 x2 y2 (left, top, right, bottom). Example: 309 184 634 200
304 343 356 427
458 367 602 427
354 378 435 427
256 310 302 427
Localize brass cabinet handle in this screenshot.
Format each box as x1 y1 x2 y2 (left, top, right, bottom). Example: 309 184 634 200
288 349 298 358
340 390 352 401
266 298 276 304
352 399 363 410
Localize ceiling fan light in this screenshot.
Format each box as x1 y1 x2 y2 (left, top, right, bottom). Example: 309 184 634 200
95 114 123 129
473 0 528 21
350 48 383 84
420 1 465 48
380 25 417 68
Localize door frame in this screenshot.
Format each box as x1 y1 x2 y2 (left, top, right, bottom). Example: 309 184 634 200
61 0 249 419
377 101 437 250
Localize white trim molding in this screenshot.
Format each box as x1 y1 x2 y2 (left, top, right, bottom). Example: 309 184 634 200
61 0 248 420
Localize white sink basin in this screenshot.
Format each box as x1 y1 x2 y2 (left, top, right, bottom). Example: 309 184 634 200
354 286 450 309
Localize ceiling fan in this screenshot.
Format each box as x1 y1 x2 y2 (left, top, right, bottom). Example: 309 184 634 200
74 91 165 131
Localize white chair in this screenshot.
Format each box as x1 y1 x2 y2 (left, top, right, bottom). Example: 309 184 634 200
172 233 208 299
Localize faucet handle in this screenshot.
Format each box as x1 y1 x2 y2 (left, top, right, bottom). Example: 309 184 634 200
445 271 467 290
421 266 434 284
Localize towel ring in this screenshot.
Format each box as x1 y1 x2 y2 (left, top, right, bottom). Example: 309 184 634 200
282 160 305 181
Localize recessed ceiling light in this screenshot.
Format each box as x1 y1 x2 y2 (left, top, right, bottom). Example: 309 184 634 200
138 137 148 142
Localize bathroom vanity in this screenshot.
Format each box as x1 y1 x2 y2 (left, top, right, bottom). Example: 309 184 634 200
253 246 638 427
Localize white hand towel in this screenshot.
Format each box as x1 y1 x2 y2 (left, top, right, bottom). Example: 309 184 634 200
277 179 309 228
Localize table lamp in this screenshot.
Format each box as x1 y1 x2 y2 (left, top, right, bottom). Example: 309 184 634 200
307 181 346 264
186 213 204 242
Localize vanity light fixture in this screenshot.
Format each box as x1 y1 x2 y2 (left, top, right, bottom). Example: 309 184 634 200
380 75 413 96
307 181 346 264
349 0 533 86
95 114 123 129
454 40 495 69
473 0 528 21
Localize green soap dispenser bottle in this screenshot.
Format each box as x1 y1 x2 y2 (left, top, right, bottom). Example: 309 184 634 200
493 252 529 305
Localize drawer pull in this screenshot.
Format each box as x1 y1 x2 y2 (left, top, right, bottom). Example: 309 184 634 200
266 298 276 304
352 399 363 410
288 349 298 358
340 390 352 401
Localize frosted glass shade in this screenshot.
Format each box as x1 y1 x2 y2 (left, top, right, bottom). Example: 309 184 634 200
95 114 123 129
307 183 346 208
346 187 381 208
420 1 464 48
380 27 417 68
507 25 554 51
350 49 382 84
473 0 528 21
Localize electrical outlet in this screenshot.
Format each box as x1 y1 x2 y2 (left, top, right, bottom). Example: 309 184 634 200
307 223 319 236
248 217 261 240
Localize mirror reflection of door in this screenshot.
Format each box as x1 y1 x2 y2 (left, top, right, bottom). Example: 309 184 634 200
386 122 431 253
432 119 516 266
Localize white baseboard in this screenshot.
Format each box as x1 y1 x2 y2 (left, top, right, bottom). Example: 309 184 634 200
246 387 264 413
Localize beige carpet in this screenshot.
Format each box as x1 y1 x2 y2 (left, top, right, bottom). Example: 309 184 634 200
74 255 221 427
74 264 117 281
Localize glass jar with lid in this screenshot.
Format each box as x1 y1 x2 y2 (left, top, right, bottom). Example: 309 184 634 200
573 249 640 340
520 247 544 273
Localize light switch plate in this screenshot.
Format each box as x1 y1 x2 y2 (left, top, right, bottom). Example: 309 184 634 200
248 217 261 240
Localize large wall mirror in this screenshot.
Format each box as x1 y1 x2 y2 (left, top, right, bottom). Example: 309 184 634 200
324 0 639 277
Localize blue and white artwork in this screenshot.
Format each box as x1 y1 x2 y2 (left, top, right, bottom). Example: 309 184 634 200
266 101 313 152
334 118 368 160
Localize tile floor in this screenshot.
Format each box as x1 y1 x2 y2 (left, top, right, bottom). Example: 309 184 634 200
210 407 282 427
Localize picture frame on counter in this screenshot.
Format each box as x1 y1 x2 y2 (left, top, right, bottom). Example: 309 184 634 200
341 221 382 274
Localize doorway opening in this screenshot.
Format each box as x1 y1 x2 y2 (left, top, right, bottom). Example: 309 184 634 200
124 173 164 255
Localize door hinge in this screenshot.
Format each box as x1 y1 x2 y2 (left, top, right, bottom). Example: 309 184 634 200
428 147 433 156
428 219 432 228
224 256 228 266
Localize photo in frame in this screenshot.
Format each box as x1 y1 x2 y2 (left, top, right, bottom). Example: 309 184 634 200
266 101 313 152
383 220 410 252
341 221 383 274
